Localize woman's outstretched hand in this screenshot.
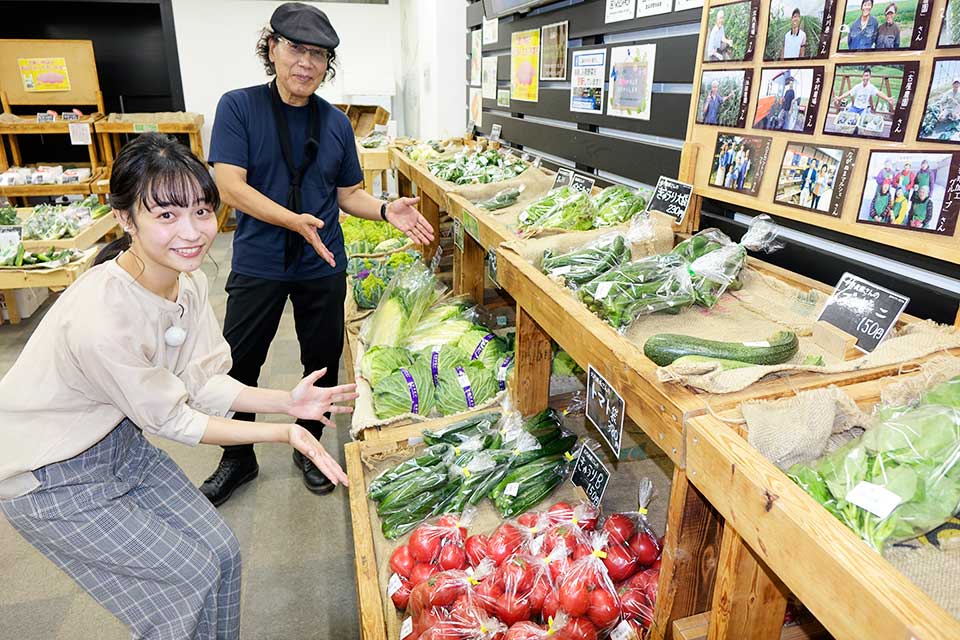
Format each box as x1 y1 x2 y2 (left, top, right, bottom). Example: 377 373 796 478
287 368 358 428
287 425 349 487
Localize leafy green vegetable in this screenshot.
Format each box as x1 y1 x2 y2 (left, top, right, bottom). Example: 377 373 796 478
592 185 647 227
552 350 582 377
456 327 510 369
0 205 18 226
361 262 440 348
341 216 405 256
435 360 499 416
374 238 406 253
360 346 413 387
415 344 470 385
373 362 436 419
477 186 522 211
427 149 525 185
519 186 597 232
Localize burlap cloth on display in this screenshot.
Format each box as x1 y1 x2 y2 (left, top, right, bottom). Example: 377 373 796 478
886 517 960 621
447 167 556 221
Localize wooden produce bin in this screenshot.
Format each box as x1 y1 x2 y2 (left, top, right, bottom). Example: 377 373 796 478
0 249 97 325
357 141 390 196
0 167 103 202
683 366 960 640
94 112 204 164
16 207 117 252
344 105 389 138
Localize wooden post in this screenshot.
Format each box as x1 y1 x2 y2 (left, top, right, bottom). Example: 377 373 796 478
513 306 552 415
955 302 959 329
345 442 387 640
2 289 21 324
100 132 114 164
455 233 485 303
397 172 413 199
707 525 788 640
419 193 441 262
0 134 8 172
678 142 701 234
363 169 377 195
649 468 723 640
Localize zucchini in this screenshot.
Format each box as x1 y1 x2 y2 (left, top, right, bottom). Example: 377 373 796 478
644 331 799 367
670 355 755 371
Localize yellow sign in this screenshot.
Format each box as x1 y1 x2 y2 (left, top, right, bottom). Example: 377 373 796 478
18 57 71 92
510 29 540 103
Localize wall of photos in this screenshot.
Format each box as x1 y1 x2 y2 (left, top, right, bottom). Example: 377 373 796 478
687 0 960 267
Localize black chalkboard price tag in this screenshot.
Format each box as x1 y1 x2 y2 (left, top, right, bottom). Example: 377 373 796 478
570 174 596 194
817 272 910 354
553 168 573 190
646 176 693 225
586 365 624 457
571 446 610 508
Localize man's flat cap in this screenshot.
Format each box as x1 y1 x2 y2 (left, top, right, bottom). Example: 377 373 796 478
271 2 340 49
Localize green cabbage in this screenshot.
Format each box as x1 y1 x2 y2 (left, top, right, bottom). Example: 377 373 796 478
456 327 510 368
361 346 413 387
361 262 440 348
435 361 499 416
415 344 471 385
374 362 436 419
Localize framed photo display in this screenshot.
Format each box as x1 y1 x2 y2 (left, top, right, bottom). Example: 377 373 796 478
823 62 919 141
763 0 836 60
917 57 960 144
696 69 753 127
752 66 825 134
940 0 960 48
837 0 935 52
857 151 960 235
708 132 773 196
774 142 857 216
703 0 761 62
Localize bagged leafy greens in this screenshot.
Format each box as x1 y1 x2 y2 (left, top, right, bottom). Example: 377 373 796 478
361 262 441 348
373 361 436 419
416 344 471 386
435 361 499 416
518 186 598 232
592 185 647 227
456 327 511 369
476 185 524 211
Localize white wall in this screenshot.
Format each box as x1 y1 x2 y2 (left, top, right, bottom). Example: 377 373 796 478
170 0 401 155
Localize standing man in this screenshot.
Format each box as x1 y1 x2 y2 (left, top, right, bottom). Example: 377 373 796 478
701 80 734 125
834 67 895 116
847 0 879 50
780 77 797 130
782 9 807 59
201 3 434 505
876 4 901 49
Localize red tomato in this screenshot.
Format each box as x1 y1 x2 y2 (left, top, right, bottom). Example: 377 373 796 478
410 562 438 586
587 588 620 629
409 527 441 564
602 543 639 582
544 525 576 556
501 557 534 594
628 532 659 567
409 581 431 617
475 578 504 614
438 543 467 571
558 617 597 640
542 589 560 621
643 570 659 603
517 512 540 529
559 578 590 617
547 501 573 525
428 573 466 607
390 545 415 579
497 594 532 626
627 570 656 594
528 576 550 614
436 515 467 541
618 586 648 620
575 506 599 532
413 609 441 639
465 534 490 567
505 621 546 640
488 523 523 566
572 544 592 562
390 575 412 610
548 556 570 582
650 558 661 571
602 514 636 545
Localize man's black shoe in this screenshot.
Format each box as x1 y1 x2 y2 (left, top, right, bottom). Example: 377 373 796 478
199 457 259 507
293 448 335 494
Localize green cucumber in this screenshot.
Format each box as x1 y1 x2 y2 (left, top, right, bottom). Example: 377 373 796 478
644 331 799 367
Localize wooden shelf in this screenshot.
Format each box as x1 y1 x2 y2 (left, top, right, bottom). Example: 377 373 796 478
0 249 96 290
16 209 116 251
0 168 103 198
0 114 102 134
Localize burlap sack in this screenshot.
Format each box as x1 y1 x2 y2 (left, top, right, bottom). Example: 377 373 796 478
344 290 374 326
447 166 555 210
886 521 960 620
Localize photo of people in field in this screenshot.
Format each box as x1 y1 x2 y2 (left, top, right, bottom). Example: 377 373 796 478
838 0 928 51
918 58 960 143
775 142 856 216
824 63 917 141
709 133 772 196
940 0 960 47
763 0 832 60
703 0 759 62
697 69 750 127
753 67 821 133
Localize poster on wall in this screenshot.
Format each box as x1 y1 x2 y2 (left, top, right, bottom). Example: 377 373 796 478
823 61 918 142
540 21 569 81
856 150 960 235
497 89 511 108
774 142 857 216
469 88 483 129
838 0 934 51
752 66 825 134
703 0 760 63
483 15 499 45
917 57 960 144
471 30 482 86
607 44 656 120
940 0 960 47
571 48 607 114
511 29 541 102
637 0 673 17
708 132 772 196
695 69 753 127
18 58 71 92
763 0 835 60
675 0 705 9
482 57 498 100
606 0 638 23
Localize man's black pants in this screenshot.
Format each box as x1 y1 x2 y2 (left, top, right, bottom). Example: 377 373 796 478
220 270 346 460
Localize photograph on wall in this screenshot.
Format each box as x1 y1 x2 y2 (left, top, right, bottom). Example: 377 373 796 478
708 132 773 196
471 30 482 86
703 0 761 62
607 44 657 120
637 0 673 17
469 88 483 129
753 67 824 134
857 151 960 235
482 57 498 100
940 0 960 47
497 89 511 108
823 62 918 141
511 29 541 102
838 0 934 51
696 69 753 127
763 0 835 60
774 142 857 216
483 15 499 45
540 21 569 81
570 48 607 114
917 58 960 144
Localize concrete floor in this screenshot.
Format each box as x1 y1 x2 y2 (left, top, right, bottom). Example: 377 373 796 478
0 232 360 639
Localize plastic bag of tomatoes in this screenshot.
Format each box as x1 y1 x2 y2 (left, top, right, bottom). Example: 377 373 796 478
598 479 662 583
553 531 624 638
487 544 566 627
405 566 501 640
503 613 576 640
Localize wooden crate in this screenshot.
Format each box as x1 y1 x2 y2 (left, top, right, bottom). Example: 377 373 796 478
345 105 389 138
0 248 96 290
15 207 117 251
94 112 204 163
684 370 960 640
0 168 104 200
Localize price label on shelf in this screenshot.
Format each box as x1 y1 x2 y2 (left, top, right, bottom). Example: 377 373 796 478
817 273 909 353
586 365 625 457
487 249 500 288
387 573 404 596
400 617 414 640
0 226 22 252
490 123 502 141
571 445 610 508
646 176 693 225
60 112 79 121
453 218 464 251
133 123 159 133
462 211 480 242
68 122 92 146
552 167 574 190
465 119 475 139
36 112 55 123
504 482 521 497
570 174 596 194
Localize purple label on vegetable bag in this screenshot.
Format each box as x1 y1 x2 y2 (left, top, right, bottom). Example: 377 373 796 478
431 346 441 386
497 355 514 391
471 333 496 361
455 366 476 408
400 368 420 414
356 269 371 279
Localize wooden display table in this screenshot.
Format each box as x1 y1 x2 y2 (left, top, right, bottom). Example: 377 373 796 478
0 250 96 325
15 207 117 252
357 141 390 196
94 112 204 163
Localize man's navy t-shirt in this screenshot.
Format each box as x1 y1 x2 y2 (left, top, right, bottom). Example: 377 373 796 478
208 84 363 281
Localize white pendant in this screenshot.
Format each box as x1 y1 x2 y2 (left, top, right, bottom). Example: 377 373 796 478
164 326 187 347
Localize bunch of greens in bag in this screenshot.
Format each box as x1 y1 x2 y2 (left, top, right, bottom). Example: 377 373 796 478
592 185 647 227
361 262 440 348
476 186 524 211
541 234 632 288
518 186 598 232
373 361 436 419
789 375 960 553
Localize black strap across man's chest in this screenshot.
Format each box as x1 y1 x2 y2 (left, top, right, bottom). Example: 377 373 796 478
268 80 324 270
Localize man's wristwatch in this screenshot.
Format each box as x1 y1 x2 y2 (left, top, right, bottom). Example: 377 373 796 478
380 201 389 221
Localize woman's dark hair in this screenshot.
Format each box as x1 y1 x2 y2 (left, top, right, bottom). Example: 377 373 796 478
255 28 337 82
94 133 219 265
